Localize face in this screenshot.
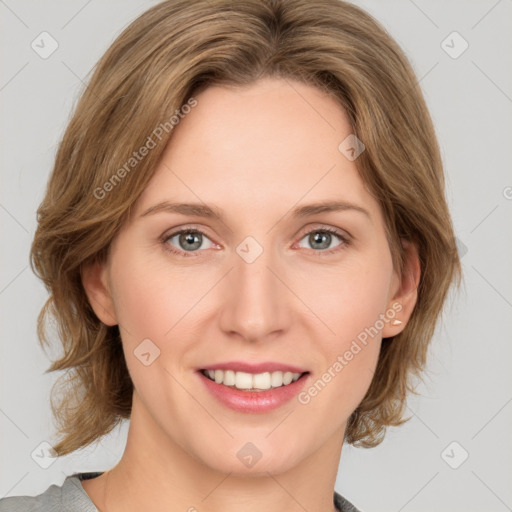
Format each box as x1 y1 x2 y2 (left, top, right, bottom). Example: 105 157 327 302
84 77 417 476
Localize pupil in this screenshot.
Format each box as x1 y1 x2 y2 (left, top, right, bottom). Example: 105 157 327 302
311 231 330 250
180 231 201 250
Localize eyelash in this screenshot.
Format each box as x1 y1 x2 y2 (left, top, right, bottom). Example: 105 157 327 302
161 225 351 258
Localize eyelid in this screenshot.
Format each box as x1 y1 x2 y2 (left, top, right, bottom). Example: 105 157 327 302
161 223 215 242
295 223 352 243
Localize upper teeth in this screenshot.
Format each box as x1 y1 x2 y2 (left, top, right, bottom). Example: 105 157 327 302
204 369 302 390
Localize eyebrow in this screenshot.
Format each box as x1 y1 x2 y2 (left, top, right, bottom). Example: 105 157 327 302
140 200 371 221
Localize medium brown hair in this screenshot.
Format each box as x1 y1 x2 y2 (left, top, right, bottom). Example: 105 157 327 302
30 0 462 455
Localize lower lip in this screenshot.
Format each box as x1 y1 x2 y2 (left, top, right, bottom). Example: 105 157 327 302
197 371 310 413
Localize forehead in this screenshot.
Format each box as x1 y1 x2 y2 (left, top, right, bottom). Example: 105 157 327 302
134 77 381 225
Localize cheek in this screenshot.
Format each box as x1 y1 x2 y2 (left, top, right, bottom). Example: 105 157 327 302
110 245 185 322
108 251 214 368
107 251 173 350
294 254 393 411
295 251 394 344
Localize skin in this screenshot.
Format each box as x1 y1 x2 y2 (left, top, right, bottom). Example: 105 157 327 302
81 77 420 512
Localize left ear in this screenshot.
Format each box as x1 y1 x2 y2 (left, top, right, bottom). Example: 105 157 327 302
382 238 421 338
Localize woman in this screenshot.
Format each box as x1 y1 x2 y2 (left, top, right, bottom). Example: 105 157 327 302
0 0 461 511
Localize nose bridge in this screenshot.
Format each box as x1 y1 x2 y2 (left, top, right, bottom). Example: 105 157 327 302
218 235 290 341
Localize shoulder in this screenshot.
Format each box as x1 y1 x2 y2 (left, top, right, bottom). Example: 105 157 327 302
334 490 363 512
0 473 101 512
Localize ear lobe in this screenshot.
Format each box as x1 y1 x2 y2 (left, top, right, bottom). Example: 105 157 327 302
81 262 118 326
382 239 421 338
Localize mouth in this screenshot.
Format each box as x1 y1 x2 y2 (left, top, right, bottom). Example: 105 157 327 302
199 368 310 392
196 367 311 412
195 361 311 412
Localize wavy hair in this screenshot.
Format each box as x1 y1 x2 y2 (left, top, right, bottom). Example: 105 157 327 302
30 0 462 455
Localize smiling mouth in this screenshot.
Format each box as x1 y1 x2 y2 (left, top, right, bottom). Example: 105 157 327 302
200 369 309 391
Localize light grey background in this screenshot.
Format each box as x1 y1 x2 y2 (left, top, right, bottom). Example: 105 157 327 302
1 1 511 511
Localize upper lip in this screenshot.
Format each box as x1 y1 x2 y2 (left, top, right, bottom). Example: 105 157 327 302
199 361 309 374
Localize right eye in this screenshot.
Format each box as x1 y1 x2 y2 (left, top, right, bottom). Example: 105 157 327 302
163 228 216 257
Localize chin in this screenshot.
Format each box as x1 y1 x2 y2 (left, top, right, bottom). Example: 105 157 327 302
196 442 301 477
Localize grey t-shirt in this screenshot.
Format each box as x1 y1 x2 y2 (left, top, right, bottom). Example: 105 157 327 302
0 472 361 512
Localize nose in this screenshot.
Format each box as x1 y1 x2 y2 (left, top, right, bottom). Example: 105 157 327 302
217 241 292 344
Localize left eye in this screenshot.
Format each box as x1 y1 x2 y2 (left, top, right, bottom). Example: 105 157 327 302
297 228 348 252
